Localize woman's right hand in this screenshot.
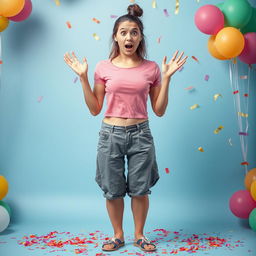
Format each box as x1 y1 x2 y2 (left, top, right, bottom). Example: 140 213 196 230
64 52 88 77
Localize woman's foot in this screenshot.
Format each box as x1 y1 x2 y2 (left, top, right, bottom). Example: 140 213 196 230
102 233 125 251
134 235 156 251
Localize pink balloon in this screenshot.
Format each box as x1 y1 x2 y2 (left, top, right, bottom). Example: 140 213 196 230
239 32 256 64
229 190 256 219
194 5 224 35
8 0 32 22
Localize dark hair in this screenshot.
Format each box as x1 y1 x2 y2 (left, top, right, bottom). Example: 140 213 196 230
109 4 147 60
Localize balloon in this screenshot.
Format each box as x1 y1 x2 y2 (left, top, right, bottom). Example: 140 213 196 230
0 201 11 216
241 8 256 34
249 208 256 231
0 176 8 200
215 27 245 58
0 16 9 32
0 0 25 17
222 0 253 29
194 5 224 35
0 205 10 233
250 181 256 201
244 168 256 191
216 3 224 12
229 190 256 219
9 0 32 22
208 35 228 60
238 32 256 64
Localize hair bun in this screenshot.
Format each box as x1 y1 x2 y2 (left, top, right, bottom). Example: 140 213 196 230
127 4 143 17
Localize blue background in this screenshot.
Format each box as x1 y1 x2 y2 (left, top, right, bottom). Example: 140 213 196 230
0 0 256 255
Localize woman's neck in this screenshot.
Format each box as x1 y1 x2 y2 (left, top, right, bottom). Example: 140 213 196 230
112 54 143 67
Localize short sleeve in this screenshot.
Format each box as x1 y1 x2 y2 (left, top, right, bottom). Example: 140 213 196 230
94 62 106 85
151 63 161 88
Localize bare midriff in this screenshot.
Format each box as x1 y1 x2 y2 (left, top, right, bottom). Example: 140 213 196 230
103 117 148 126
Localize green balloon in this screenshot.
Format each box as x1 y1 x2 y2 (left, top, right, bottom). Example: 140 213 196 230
241 8 256 33
216 2 224 11
0 201 11 216
222 0 253 29
249 208 256 231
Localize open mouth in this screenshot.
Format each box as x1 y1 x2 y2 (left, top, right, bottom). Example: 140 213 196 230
125 44 133 49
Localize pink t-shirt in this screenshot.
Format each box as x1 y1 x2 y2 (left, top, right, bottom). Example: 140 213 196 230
94 59 161 119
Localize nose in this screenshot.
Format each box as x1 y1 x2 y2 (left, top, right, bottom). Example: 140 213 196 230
126 33 132 40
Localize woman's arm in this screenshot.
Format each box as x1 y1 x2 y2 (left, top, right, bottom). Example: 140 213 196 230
64 52 104 116
150 51 188 116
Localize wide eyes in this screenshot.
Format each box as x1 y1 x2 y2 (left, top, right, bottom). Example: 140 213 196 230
120 30 138 36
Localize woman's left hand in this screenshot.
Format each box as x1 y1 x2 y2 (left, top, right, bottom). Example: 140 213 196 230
162 50 188 78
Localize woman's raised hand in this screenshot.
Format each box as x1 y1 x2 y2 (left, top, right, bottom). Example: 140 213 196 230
162 50 188 78
64 52 88 77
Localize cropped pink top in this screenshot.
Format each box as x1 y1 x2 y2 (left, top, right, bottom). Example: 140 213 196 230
94 59 161 119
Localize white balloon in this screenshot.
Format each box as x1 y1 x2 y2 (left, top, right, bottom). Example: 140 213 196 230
0 205 10 232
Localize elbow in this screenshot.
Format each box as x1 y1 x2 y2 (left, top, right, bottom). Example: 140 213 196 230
155 111 165 117
91 110 100 116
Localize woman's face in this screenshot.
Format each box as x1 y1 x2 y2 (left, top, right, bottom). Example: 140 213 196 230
114 20 142 57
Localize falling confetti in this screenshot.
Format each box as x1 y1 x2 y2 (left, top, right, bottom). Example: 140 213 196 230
175 0 180 14
228 138 233 146
239 132 249 136
74 77 78 83
54 0 60 6
240 75 248 79
204 74 209 81
0 60 3 64
93 33 100 40
244 93 249 97
130 0 135 2
110 15 118 18
192 56 199 63
214 93 222 101
66 21 71 29
165 168 170 174
92 18 100 24
163 9 170 17
232 58 237 64
233 90 239 94
156 36 162 44
214 125 224 134
190 104 199 110
238 112 248 118
152 0 157 8
241 161 249 166
37 96 43 103
184 86 194 91
198 147 204 152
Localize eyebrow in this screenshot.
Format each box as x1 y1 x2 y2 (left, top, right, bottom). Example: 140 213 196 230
120 28 139 31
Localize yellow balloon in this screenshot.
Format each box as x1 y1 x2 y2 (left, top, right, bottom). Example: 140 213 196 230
0 16 9 32
208 35 228 60
215 27 245 58
251 180 256 201
244 168 256 191
0 176 8 200
0 0 25 17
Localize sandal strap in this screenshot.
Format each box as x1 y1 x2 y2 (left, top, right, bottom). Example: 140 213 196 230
136 236 156 249
102 237 123 249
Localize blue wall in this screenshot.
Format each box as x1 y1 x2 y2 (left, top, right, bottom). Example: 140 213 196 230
0 0 255 226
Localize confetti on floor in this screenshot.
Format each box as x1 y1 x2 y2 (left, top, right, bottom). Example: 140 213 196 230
14 228 249 255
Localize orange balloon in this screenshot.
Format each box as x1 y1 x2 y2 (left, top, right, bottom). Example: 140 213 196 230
244 168 256 191
250 180 256 201
215 27 245 58
0 16 9 32
0 176 8 200
208 35 228 60
0 0 25 17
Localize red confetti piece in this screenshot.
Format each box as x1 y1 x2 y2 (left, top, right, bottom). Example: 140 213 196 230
0 60 3 64
244 93 249 97
192 56 199 63
157 36 162 44
165 168 170 174
92 17 100 24
66 21 71 29
241 161 249 165
233 90 239 94
204 74 209 81
184 86 194 91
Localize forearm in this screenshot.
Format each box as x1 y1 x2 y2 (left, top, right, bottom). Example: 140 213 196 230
154 76 170 116
80 74 100 115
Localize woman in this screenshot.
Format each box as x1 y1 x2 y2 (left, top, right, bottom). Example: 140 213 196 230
64 4 187 252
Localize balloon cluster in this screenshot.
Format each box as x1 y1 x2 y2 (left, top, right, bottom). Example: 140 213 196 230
229 168 256 231
194 0 256 64
0 0 32 32
0 175 10 233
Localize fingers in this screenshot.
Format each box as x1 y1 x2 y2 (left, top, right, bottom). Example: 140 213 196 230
176 51 184 62
171 50 179 61
178 56 188 67
64 52 73 66
72 51 79 62
162 56 167 65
